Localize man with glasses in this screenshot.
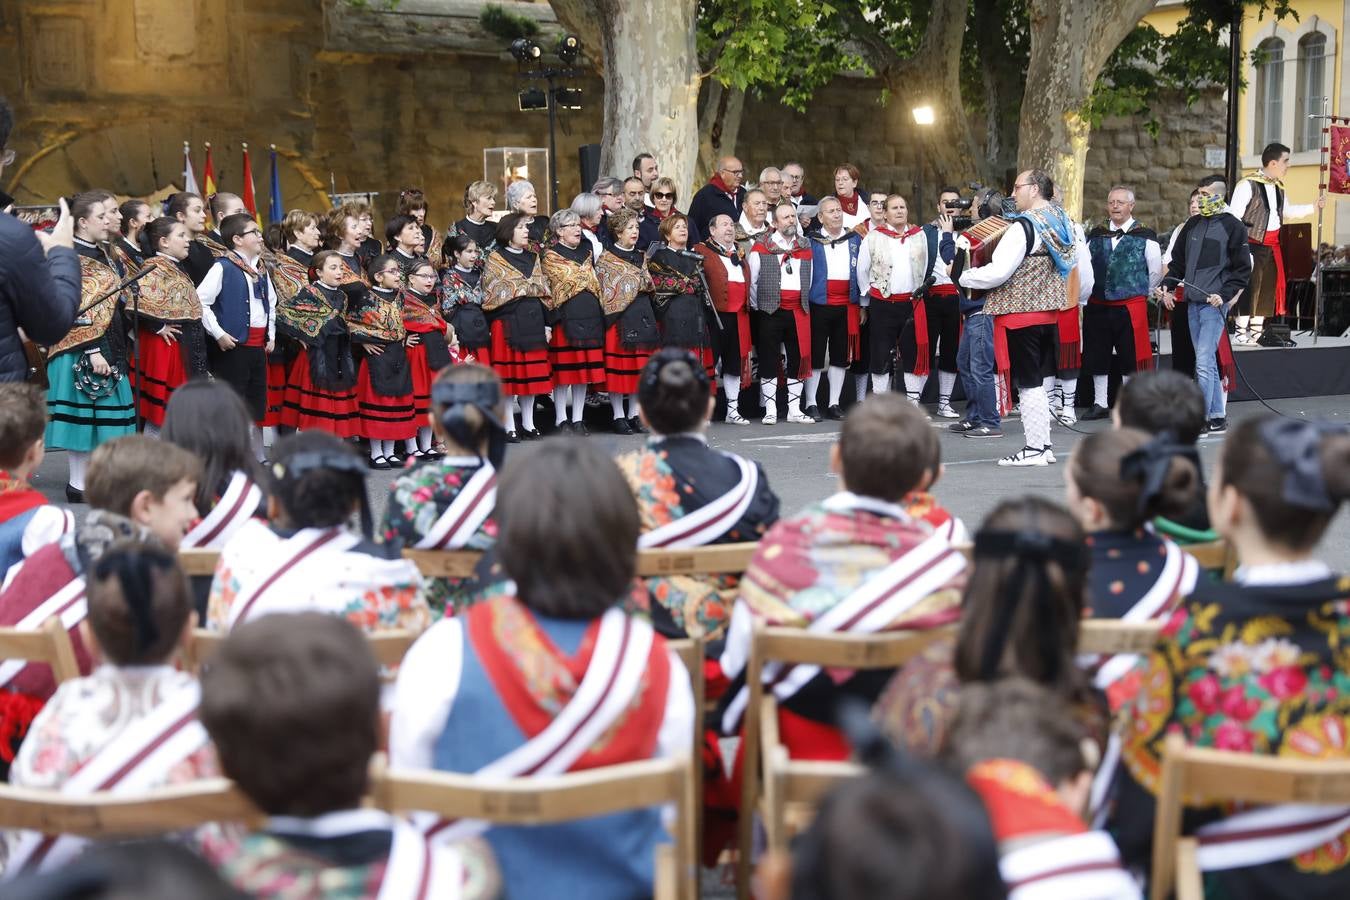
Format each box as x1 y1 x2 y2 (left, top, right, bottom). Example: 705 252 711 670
689 156 746 239
782 162 817 209
198 213 277 454
591 175 624 245
0 96 79 383
758 168 786 206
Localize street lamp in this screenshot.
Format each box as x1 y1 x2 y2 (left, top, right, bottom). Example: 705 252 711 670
912 106 936 218
912 105 936 126
511 34 583 213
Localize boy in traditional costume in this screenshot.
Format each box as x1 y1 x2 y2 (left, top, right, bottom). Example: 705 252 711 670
0 385 73 583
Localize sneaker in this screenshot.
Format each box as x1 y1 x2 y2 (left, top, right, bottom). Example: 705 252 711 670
1056 408 1078 426
1081 404 1110 421
1043 446 1057 464
964 426 1005 439
948 420 977 434
935 402 960 419
825 404 845 420
762 407 778 425
786 408 814 424
998 445 1052 467
803 404 823 423
724 410 751 425
1207 417 1228 434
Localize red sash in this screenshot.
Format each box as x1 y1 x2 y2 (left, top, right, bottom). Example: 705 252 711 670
243 326 268 348
992 311 1059 415
727 281 752 386
779 290 812 379
928 282 958 298
0 487 48 524
1257 229 1286 315
827 279 861 362
1089 294 1153 371
871 289 931 377
1056 306 1081 372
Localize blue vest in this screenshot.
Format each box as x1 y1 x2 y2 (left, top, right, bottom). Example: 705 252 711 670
208 257 270 342
807 232 861 306
433 614 666 900
0 508 38 577
1089 231 1152 300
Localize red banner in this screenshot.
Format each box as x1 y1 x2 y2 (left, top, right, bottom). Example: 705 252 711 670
1331 123 1350 195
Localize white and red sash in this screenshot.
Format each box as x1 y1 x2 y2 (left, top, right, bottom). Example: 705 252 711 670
181 471 264 550
224 526 360 629
1089 541 1199 692
419 607 655 845
638 453 758 550
999 830 1140 900
720 517 966 734
4 682 208 876
1193 803 1350 872
266 809 462 900
0 575 87 690
412 462 497 551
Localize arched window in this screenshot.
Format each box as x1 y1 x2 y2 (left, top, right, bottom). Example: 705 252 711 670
1296 32 1328 152
1254 37 1285 149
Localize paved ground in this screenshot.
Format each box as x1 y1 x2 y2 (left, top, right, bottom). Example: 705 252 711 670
28 393 1350 566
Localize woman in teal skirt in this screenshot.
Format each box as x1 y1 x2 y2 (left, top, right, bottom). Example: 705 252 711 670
44 192 137 503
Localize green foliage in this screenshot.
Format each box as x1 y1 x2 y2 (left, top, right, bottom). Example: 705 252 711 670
342 0 400 9
480 3 540 41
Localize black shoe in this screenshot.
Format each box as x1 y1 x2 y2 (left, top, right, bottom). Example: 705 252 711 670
555 421 573 435
629 417 648 434
948 420 976 433
613 417 634 436
1081 404 1110 421
506 431 520 444
368 456 390 471
803 404 822 423
1207 417 1228 434
520 428 542 441
572 421 589 436
386 454 403 468
64 484 85 504
825 404 844 420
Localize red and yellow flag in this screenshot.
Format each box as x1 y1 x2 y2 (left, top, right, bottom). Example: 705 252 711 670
240 143 261 226
202 143 217 199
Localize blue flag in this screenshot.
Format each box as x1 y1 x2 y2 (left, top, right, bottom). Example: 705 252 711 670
268 146 283 224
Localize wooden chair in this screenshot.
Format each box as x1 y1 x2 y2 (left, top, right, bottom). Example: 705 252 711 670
400 549 484 579
177 548 220 578
1185 538 1237 580
371 756 698 900
737 621 958 898
185 627 418 672
0 778 259 838
636 543 758 578
667 635 704 893
0 617 82 686
1151 732 1350 900
1077 618 1164 655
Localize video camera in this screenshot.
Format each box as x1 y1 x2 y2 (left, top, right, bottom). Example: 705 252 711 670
942 182 986 231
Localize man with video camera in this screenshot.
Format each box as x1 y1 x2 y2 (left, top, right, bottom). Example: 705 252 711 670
0 97 79 383
944 186 1006 438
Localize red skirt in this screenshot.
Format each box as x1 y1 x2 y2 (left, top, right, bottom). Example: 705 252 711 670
604 325 656 394
355 362 418 440
406 342 434 418
489 320 552 395
548 326 605 386
263 359 288 427
135 325 187 428
280 349 360 438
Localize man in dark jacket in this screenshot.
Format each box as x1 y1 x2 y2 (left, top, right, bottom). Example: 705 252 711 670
0 97 79 383
688 156 746 240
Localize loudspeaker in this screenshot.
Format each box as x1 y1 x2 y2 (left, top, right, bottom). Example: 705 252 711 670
1322 270 1350 336
578 144 602 193
1281 223 1314 281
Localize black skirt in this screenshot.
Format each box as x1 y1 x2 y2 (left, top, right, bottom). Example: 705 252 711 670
447 304 491 349
558 292 605 348
655 293 712 349
613 294 661 348
489 297 549 352
361 341 413 396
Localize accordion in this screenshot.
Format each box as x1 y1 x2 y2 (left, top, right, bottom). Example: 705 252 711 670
951 216 1016 299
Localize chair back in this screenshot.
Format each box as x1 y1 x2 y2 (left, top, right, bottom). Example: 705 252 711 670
185 627 418 671
1078 619 1164 655
177 548 220 578
0 617 82 685
0 778 259 838
1185 538 1236 580
637 543 758 577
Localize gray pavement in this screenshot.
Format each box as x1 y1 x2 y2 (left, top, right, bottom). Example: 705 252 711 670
28 394 1350 566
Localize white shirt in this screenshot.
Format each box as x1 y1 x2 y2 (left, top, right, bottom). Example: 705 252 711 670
709 242 745 283
582 229 603 262
738 213 768 239
817 228 852 281
1233 559 1333 586
855 226 938 302
1227 178 1315 233
1074 221 1094 305
1108 217 1164 294
196 252 277 343
747 232 804 300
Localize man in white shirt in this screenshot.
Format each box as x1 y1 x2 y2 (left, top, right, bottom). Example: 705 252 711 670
747 203 815 425
1227 141 1325 345
196 213 277 455
735 189 771 257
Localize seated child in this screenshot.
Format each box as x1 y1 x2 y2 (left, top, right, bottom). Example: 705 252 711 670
0 384 73 584
717 393 967 761
379 363 505 618
0 436 199 774
615 349 780 640
1066 427 1202 710
943 678 1140 899
206 431 429 635
199 611 495 898
1106 415 1350 899
5 541 216 875
390 439 693 900
1114 369 1213 539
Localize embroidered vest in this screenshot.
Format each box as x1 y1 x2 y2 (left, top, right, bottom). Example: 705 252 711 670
864 228 926 297
1088 230 1152 300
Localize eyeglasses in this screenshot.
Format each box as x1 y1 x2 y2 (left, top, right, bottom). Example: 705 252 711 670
596 190 615 197
722 168 744 176
653 191 675 200
1012 182 1032 191
761 180 783 186
379 268 400 277
241 229 261 237
0 149 14 166
410 271 436 279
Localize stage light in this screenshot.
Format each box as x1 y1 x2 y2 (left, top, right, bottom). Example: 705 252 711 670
558 34 581 65
555 87 583 110
518 88 547 111
510 38 541 62
912 105 935 126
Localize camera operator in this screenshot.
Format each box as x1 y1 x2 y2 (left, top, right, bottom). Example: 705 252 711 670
926 187 966 417
0 97 79 383
944 187 1005 438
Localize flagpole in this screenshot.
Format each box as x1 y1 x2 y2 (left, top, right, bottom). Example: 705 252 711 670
1311 99 1331 345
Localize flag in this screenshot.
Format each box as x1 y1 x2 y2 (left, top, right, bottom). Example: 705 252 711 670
182 142 199 195
203 143 217 199
268 145 284 224
1330 122 1350 196
240 143 260 226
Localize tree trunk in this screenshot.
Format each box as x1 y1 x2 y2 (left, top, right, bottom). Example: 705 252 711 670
697 81 744 183
1017 0 1156 219
550 0 700 199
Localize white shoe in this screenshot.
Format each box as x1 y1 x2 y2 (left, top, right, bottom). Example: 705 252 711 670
786 408 814 424
936 403 960 419
997 446 1052 467
1043 446 1057 464
724 410 750 425
1056 409 1077 426
761 408 778 425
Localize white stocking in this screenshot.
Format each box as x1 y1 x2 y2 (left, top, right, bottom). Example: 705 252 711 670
611 394 626 419
519 397 536 432
552 387 570 425
1059 377 1077 410
570 385 585 423
855 373 869 402
760 379 776 409
938 370 957 404
418 426 433 452
67 451 89 491
626 394 641 419
262 425 276 446
902 372 926 402
504 399 518 434
1019 385 1052 450
827 366 845 407
870 372 891 394
251 426 265 462
722 375 741 405
804 370 822 409
142 422 161 438
1093 375 1109 408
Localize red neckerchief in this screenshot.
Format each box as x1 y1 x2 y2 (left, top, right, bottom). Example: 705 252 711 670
836 192 860 217
709 173 737 199
0 470 46 523
966 758 1087 843
650 206 670 221
876 224 920 241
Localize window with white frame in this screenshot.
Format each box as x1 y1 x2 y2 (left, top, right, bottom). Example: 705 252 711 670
1255 37 1285 148
1296 32 1327 152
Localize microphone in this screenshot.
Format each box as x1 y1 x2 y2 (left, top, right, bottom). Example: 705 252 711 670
674 248 705 261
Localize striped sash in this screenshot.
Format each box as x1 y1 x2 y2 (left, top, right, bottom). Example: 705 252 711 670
225 528 359 629
1000 830 1139 900
638 454 758 550
412 463 497 551
0 576 87 689
181 472 264 550
1194 803 1350 872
